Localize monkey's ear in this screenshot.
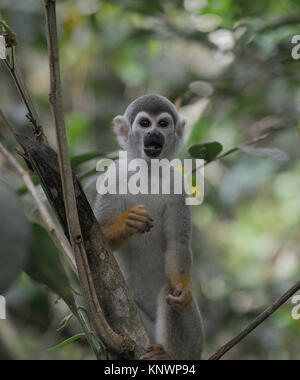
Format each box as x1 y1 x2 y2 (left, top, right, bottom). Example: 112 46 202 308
176 118 186 139
113 115 129 142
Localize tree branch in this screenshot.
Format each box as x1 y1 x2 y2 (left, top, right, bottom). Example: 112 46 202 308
43 0 150 358
192 120 293 173
2 46 48 145
44 0 128 354
257 14 300 34
0 107 17 135
209 281 300 360
205 129 280 166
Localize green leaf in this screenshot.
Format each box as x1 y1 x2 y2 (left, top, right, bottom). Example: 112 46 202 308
66 112 89 149
1 20 18 48
71 152 104 168
48 333 85 352
189 142 223 162
239 146 289 162
57 314 74 332
0 180 31 293
23 224 73 302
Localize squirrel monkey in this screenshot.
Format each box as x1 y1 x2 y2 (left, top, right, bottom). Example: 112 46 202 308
94 94 204 360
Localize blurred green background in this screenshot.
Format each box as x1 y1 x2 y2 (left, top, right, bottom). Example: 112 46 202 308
0 0 300 360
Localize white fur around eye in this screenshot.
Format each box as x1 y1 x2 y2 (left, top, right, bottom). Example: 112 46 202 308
156 113 174 132
134 112 153 130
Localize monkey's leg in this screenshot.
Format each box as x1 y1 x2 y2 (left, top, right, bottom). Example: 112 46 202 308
102 205 153 251
155 286 204 360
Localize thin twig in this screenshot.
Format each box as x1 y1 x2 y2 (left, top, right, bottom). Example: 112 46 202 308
206 130 274 165
257 14 300 34
209 281 300 360
0 107 17 134
44 0 129 354
192 123 290 173
2 56 47 145
0 141 77 273
1 24 47 145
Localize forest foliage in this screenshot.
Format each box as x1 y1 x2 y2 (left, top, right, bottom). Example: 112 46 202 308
0 0 300 360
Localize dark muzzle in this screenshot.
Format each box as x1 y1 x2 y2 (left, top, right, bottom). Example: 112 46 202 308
143 130 165 158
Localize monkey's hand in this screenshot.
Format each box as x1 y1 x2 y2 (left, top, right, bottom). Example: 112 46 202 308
102 205 153 251
125 205 153 235
166 283 192 312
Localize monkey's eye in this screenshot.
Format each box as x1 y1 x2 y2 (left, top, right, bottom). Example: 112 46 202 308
140 119 151 128
159 119 169 128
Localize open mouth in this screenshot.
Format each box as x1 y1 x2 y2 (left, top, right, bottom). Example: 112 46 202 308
143 133 165 158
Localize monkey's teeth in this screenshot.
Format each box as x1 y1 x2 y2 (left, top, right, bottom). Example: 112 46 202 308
147 143 160 149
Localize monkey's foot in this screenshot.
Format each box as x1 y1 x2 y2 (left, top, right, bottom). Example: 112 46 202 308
140 345 171 360
166 283 192 312
125 205 153 235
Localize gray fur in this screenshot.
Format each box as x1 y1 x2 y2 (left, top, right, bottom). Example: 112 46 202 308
124 94 180 127
94 95 204 359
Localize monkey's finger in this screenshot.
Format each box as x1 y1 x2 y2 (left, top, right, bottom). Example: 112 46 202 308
125 225 139 235
166 290 192 311
166 298 187 312
134 204 146 209
128 213 153 228
165 297 183 312
170 283 184 297
130 208 153 222
126 223 151 235
176 289 192 304
131 204 147 213
126 220 148 233
166 294 178 305
130 204 153 214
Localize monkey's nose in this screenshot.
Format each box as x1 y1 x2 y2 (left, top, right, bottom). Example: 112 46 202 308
147 130 160 137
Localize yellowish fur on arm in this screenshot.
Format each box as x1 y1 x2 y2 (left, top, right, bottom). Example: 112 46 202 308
102 210 131 251
101 204 153 251
166 255 191 289
165 255 192 311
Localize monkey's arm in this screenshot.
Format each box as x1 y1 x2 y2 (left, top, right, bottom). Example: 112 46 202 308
163 197 193 312
94 195 153 251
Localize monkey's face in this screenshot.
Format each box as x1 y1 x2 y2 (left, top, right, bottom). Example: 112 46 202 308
113 95 186 161
131 111 179 160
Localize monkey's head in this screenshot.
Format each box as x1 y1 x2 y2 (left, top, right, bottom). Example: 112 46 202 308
113 94 186 160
